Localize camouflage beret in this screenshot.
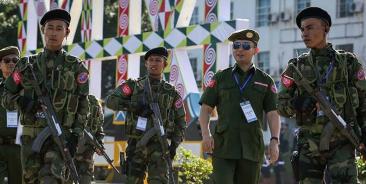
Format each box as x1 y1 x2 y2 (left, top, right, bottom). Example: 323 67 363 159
228 29 260 45
296 7 332 28
40 9 71 26
144 47 168 60
0 46 20 60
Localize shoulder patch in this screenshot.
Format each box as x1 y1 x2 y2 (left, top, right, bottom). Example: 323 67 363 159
12 71 22 85
271 84 277 93
65 55 78 63
174 97 183 109
207 79 216 88
281 74 295 88
357 69 366 80
77 72 89 84
121 83 132 96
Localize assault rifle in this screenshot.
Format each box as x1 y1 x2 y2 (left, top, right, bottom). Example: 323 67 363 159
286 63 366 156
141 76 175 184
26 58 80 183
83 129 120 174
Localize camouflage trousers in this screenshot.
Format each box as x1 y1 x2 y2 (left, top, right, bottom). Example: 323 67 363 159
297 135 358 184
0 143 22 184
125 139 168 184
21 135 69 184
74 141 95 184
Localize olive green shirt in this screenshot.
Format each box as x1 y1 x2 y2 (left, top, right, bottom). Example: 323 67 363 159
199 64 278 162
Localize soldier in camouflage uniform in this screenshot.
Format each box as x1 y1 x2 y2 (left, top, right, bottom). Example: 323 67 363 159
0 46 22 184
74 95 104 184
278 7 366 183
2 9 89 183
106 47 186 184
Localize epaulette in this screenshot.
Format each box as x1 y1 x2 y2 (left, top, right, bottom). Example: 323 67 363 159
65 55 79 63
163 81 175 91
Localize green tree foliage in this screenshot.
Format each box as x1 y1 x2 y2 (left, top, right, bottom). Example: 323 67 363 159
0 0 20 49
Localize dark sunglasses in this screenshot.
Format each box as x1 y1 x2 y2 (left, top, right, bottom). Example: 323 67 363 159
233 42 254 50
2 57 19 64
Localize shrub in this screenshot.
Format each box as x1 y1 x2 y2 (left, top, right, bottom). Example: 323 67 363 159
174 147 213 184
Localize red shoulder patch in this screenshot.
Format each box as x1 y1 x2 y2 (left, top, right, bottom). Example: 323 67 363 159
281 75 294 88
175 98 183 109
12 71 22 85
77 72 89 84
207 79 216 88
357 69 365 80
121 83 132 96
271 84 277 93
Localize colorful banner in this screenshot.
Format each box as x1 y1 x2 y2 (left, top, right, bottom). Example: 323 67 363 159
18 0 27 56
204 0 218 23
116 55 128 85
202 44 216 90
118 0 129 36
81 0 92 42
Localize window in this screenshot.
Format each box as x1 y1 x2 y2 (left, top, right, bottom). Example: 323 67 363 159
337 0 354 18
256 51 270 74
230 1 234 20
256 0 271 27
296 0 311 14
293 48 309 57
336 44 354 52
190 7 199 25
189 57 202 88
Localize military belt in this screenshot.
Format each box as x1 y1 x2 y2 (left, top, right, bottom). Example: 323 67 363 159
0 136 16 145
22 126 46 138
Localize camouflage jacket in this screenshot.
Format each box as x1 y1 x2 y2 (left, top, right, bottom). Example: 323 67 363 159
1 48 89 136
106 76 186 145
278 43 366 138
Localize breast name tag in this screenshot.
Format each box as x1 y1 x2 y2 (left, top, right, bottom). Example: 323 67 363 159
240 101 257 123
6 111 18 128
136 116 148 131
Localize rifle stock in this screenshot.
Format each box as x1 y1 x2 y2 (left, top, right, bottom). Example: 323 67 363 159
288 63 366 156
144 76 176 184
26 59 80 183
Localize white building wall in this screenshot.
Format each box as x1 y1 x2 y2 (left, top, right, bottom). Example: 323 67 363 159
190 0 366 83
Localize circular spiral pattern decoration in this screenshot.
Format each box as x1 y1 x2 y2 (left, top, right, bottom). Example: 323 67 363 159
176 83 185 98
204 47 216 65
206 0 217 7
204 71 215 87
118 56 127 75
119 14 129 30
120 0 129 8
206 13 217 23
149 0 159 16
169 65 179 82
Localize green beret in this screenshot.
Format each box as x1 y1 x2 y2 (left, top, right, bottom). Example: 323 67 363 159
228 29 260 45
0 46 20 60
296 7 331 28
144 47 168 60
40 9 71 26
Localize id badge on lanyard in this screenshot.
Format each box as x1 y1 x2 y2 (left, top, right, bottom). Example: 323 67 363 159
6 111 18 128
240 101 257 123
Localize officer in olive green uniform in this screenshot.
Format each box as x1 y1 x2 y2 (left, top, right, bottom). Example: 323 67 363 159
199 29 281 184
74 95 104 183
278 7 366 183
106 47 186 184
0 46 22 184
2 9 89 183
